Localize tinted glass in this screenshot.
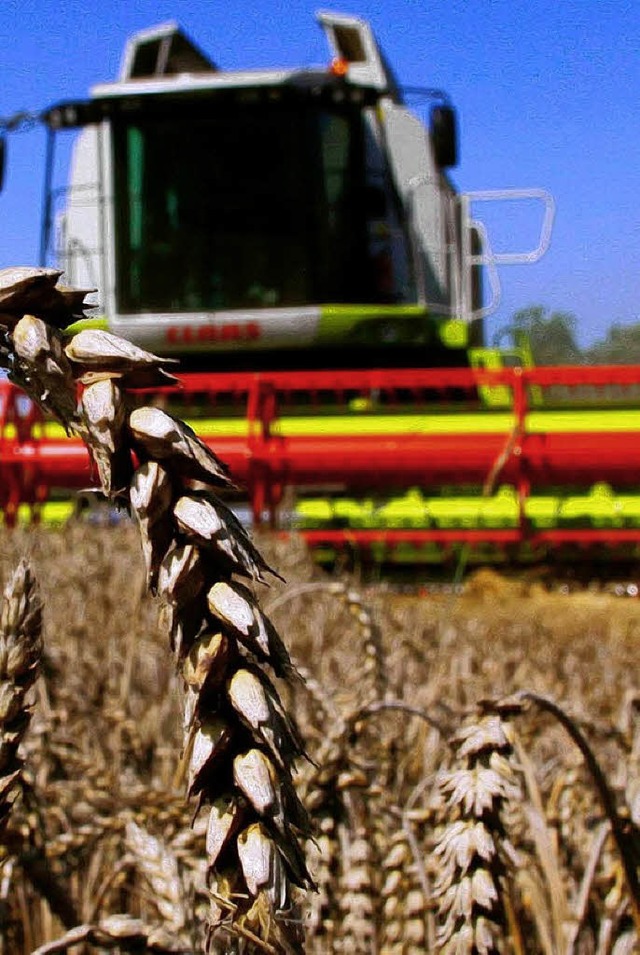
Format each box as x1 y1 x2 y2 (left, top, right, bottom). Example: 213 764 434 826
113 96 371 313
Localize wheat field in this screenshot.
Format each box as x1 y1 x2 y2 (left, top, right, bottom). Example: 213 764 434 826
0 521 639 953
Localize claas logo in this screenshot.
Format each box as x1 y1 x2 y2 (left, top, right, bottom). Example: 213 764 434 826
166 322 261 345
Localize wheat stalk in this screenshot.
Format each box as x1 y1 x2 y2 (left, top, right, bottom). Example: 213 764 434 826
266 580 385 706
0 269 312 953
337 586 386 704
517 691 640 942
29 915 191 954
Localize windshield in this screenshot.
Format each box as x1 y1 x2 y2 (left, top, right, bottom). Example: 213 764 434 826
113 93 386 313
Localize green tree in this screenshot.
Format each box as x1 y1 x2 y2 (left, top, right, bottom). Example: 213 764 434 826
584 322 640 365
505 306 583 365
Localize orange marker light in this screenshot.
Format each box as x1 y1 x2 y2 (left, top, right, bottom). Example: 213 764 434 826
330 57 349 77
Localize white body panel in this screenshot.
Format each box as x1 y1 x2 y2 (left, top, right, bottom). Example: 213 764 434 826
381 104 454 309
110 307 321 354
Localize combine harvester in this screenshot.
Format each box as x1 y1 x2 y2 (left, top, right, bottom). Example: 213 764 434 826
2 12 640 569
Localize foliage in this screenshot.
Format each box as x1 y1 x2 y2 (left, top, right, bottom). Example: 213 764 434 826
505 305 640 366
584 322 640 365
507 305 583 365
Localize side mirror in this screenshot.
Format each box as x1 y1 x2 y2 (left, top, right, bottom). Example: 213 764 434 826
0 136 5 192
430 104 458 169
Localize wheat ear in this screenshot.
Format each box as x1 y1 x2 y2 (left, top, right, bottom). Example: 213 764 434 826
125 821 190 939
0 559 42 832
380 827 428 953
0 271 312 953
433 701 524 954
0 561 79 943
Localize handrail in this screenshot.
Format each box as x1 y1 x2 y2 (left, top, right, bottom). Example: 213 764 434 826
463 188 556 265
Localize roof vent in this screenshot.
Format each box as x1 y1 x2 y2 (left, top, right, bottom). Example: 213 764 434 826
119 22 217 81
317 11 401 100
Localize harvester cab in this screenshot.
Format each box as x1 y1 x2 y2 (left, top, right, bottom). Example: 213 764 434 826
32 11 553 372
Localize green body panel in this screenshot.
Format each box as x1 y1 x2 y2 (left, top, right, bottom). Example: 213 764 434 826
317 305 469 349
12 502 76 525
294 484 640 533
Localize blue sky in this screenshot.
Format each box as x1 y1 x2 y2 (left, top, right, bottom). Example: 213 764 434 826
1 0 638 347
